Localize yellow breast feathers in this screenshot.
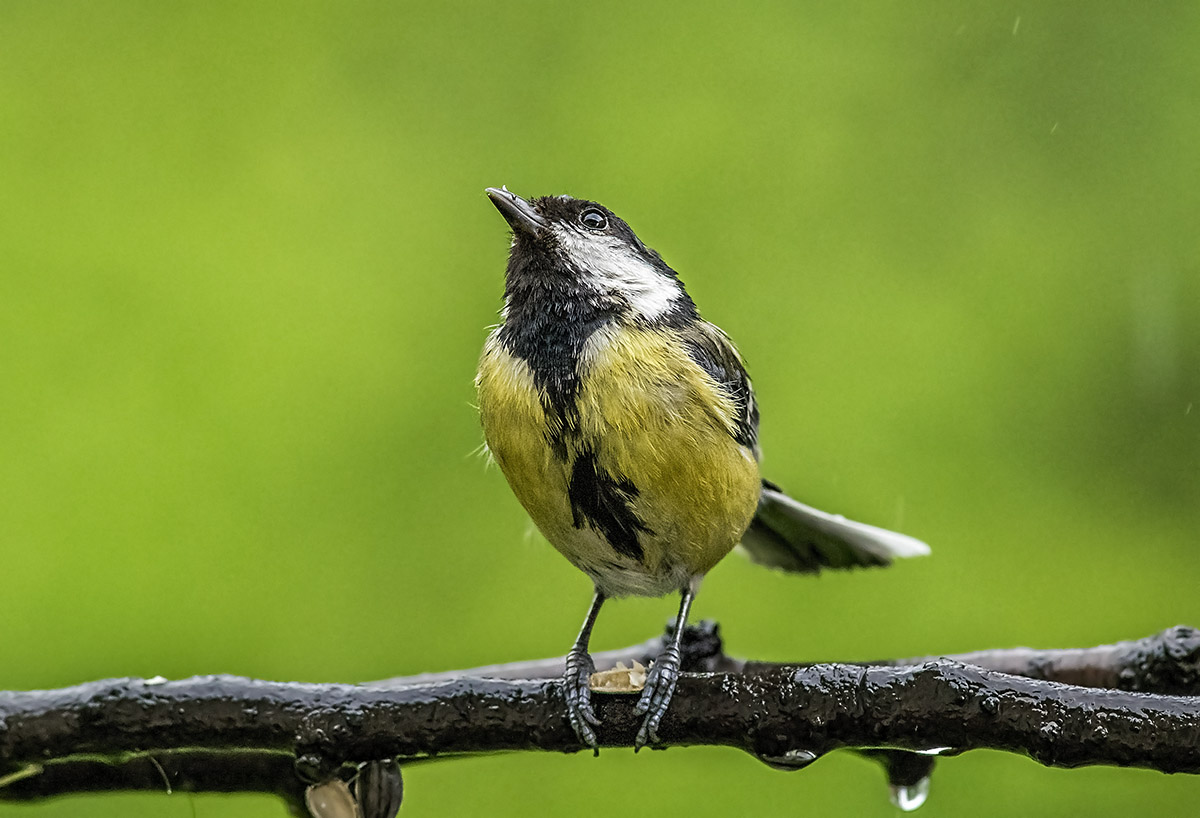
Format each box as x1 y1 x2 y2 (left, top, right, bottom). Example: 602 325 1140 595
476 323 761 597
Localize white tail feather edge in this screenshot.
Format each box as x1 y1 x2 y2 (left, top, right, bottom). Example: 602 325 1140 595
767 490 931 560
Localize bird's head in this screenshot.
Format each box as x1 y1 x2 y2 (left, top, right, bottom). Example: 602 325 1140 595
485 187 693 322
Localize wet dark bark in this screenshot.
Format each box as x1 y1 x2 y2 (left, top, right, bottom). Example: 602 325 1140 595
1 624 1198 814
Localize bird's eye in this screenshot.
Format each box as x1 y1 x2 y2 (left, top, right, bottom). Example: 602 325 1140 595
580 209 608 230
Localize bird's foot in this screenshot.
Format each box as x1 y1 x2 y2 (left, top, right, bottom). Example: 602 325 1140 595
564 646 600 751
633 643 682 749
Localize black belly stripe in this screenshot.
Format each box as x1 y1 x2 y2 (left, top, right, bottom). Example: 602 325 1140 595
567 446 652 562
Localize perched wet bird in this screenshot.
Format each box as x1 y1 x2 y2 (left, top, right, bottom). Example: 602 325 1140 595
476 187 929 749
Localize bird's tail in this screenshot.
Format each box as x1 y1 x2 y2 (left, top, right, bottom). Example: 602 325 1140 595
738 480 930 573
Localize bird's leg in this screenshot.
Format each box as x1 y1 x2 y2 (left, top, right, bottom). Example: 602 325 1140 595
634 576 699 749
564 588 606 751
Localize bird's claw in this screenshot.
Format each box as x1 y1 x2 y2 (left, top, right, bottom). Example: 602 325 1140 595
564 647 599 750
634 644 682 749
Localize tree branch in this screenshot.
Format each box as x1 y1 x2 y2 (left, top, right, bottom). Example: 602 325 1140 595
2 624 1198 813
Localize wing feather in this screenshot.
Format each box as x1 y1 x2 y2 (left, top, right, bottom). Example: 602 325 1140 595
679 321 760 456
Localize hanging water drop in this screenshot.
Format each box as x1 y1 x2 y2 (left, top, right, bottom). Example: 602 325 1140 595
888 775 930 812
757 748 820 771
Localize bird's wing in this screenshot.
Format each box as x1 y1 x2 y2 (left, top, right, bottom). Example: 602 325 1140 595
739 480 930 573
679 321 760 456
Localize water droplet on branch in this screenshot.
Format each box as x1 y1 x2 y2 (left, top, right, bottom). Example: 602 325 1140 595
888 776 931 811
757 748 820 771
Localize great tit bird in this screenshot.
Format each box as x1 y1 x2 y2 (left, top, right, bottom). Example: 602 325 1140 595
477 187 929 750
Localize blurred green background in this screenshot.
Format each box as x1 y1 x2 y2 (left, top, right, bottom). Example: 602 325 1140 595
2 2 1198 815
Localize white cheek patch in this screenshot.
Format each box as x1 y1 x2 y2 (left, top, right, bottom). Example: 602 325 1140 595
554 227 681 320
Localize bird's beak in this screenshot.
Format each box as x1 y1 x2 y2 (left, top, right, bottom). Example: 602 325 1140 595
486 187 545 235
